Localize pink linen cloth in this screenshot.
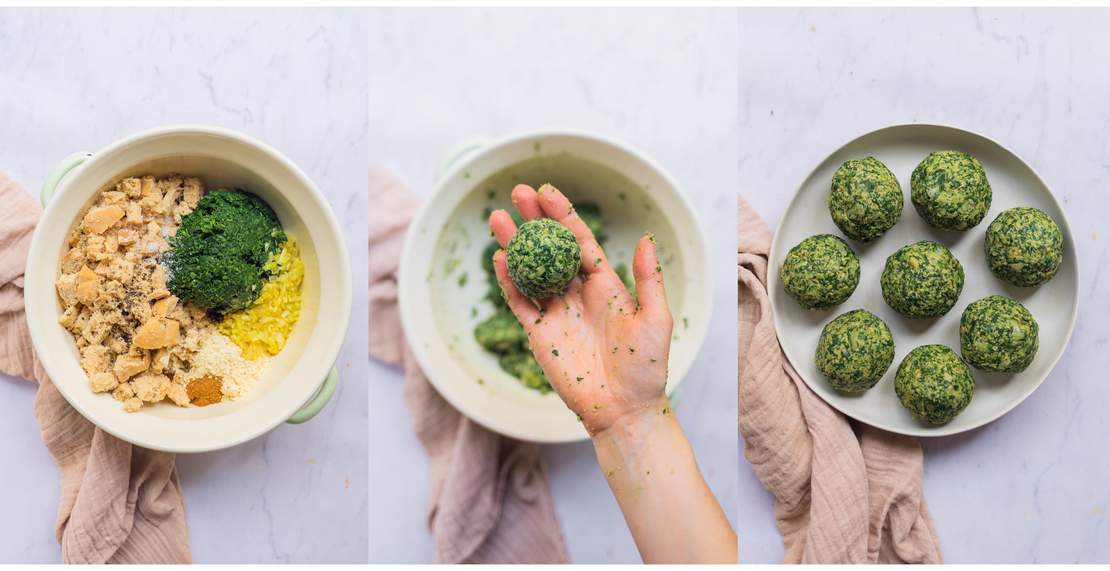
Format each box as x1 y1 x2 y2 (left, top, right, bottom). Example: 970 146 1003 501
367 168 568 563
737 195 942 564
0 172 191 564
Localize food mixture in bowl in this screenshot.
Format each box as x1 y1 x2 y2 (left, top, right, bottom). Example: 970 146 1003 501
55 174 303 412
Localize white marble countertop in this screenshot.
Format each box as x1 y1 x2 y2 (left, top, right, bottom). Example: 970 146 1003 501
738 8 1110 563
367 8 739 563
0 9 368 563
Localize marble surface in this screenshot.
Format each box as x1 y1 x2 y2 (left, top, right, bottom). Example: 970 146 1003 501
738 8 1110 564
367 8 739 563
0 9 368 563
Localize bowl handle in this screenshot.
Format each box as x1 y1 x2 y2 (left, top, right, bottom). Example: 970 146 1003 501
287 366 339 424
41 152 93 208
435 137 490 182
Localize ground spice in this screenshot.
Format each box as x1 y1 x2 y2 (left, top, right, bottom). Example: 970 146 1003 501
187 374 224 406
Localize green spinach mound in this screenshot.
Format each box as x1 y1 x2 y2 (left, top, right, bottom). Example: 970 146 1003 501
780 234 860 310
167 189 286 316
506 218 581 299
895 344 974 426
985 207 1063 287
910 150 992 231
960 295 1039 373
815 309 895 393
829 157 903 242
881 240 964 319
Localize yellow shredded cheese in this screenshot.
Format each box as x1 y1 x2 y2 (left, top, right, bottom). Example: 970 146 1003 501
218 238 304 360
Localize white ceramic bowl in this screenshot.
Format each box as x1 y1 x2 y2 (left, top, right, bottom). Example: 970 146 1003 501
25 125 352 453
769 124 1080 437
398 131 712 443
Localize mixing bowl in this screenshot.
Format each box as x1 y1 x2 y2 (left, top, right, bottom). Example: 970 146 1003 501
24 125 351 453
398 131 711 443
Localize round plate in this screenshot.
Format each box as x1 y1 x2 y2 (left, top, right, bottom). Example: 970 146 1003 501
768 124 1080 437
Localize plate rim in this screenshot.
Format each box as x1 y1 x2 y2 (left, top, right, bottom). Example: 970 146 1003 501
766 122 1082 438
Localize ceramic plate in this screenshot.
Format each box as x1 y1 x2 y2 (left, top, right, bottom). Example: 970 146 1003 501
768 124 1080 437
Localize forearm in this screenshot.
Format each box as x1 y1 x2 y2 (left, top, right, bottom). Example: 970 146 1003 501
591 397 738 564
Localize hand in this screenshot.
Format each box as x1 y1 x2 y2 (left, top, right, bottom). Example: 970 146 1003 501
488 183 674 435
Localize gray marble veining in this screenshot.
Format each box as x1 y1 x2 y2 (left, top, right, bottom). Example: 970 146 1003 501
0 8 368 563
738 8 1110 564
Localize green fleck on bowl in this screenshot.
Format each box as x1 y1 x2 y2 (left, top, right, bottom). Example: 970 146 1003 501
506 218 581 299
829 156 903 242
985 207 1063 287
895 344 974 425
960 295 1039 373
881 240 965 319
815 309 895 393
780 234 860 310
910 150 992 231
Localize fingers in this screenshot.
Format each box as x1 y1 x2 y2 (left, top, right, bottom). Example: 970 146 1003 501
492 250 540 324
510 184 544 221
632 234 670 322
534 184 609 274
489 209 518 248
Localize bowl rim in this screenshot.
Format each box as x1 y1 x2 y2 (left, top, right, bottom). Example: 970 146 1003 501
397 128 713 443
24 124 353 453
767 122 1082 437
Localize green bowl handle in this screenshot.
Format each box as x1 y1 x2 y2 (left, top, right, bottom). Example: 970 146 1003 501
287 366 339 424
41 152 93 208
435 137 490 182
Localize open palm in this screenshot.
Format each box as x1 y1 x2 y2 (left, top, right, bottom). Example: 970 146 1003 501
489 184 673 435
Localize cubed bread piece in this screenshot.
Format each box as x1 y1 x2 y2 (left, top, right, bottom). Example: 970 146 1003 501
113 351 150 382
123 398 143 412
81 205 125 234
55 273 78 307
166 383 190 407
131 373 170 402
76 265 99 305
140 176 155 197
152 295 178 317
133 317 180 349
125 202 143 225
183 177 203 207
90 372 118 393
119 177 142 198
80 344 110 374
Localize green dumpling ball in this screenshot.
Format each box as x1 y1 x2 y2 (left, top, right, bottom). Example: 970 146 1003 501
506 218 582 299
880 240 965 319
895 344 975 426
780 234 861 310
815 309 895 393
829 157 903 242
911 151 992 231
960 295 1039 373
985 207 1063 287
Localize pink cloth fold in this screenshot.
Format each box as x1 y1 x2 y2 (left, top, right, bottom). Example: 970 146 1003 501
0 172 191 564
737 195 942 564
368 168 568 564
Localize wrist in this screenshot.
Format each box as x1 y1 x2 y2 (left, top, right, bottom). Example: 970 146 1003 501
591 394 677 458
